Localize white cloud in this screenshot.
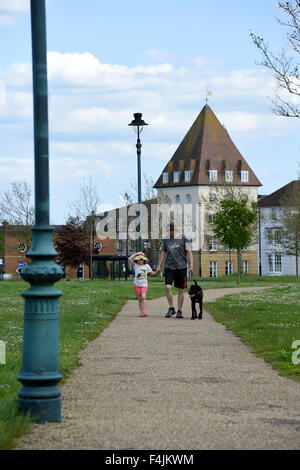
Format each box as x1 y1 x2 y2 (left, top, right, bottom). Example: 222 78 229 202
2 49 299 225
0 0 29 25
47 51 174 88
219 110 298 137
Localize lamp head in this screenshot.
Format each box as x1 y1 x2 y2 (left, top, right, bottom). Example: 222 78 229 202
128 113 148 133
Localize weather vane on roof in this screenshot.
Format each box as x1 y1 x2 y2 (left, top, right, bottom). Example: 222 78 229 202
205 88 212 104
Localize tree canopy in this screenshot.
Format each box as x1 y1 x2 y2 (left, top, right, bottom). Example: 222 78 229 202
213 198 258 283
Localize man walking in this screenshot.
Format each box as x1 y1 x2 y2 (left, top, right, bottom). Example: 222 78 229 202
157 223 193 318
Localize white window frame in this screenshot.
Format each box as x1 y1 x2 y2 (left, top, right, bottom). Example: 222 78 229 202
241 171 249 182
162 172 169 184
209 170 218 182
225 170 233 182
209 238 218 251
186 214 193 224
268 253 282 273
242 260 249 274
210 261 218 278
173 171 181 183
225 260 233 275
184 170 193 182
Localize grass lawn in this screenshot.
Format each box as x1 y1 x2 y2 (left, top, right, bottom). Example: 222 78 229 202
0 278 167 450
205 283 300 383
0 274 299 449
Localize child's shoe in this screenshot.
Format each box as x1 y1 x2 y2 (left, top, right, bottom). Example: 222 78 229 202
143 312 148 317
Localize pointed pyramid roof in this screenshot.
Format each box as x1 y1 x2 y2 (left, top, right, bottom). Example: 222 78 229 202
154 105 262 188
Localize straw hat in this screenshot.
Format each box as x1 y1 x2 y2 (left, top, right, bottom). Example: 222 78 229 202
134 254 149 262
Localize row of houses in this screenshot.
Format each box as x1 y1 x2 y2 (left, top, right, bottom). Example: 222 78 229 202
1 105 299 279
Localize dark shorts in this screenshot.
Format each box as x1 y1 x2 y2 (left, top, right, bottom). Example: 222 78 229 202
164 268 187 289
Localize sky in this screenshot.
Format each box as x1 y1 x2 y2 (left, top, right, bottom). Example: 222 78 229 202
0 0 299 224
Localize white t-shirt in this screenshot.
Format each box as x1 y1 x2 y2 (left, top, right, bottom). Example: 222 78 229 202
134 264 152 287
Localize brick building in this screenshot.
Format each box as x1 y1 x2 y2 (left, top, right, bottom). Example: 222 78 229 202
0 223 115 280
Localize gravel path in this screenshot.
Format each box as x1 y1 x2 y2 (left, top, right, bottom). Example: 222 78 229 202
16 287 300 450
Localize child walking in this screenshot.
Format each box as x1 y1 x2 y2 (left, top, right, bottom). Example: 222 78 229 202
128 252 157 317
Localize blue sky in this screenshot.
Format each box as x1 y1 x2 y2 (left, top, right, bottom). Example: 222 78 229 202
0 0 299 223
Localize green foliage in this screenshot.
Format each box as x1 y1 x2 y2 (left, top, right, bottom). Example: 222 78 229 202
213 198 257 284
213 198 257 250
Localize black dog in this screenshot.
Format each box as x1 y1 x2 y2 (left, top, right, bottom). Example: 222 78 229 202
188 280 203 320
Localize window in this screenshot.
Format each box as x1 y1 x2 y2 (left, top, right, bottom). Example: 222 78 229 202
271 207 278 220
184 171 193 182
225 260 233 275
186 193 192 202
18 242 27 253
209 170 218 182
209 193 216 202
275 254 282 273
242 260 249 274
268 253 282 273
174 171 181 183
130 240 136 251
267 228 282 245
117 240 123 251
210 261 218 278
163 172 169 184
225 170 233 182
175 194 180 203
209 238 218 251
186 214 192 224
208 214 215 224
241 171 249 182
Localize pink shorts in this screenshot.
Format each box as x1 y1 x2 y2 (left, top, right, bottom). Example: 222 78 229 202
134 285 148 297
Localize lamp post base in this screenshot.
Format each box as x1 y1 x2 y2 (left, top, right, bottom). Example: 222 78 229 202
18 396 61 423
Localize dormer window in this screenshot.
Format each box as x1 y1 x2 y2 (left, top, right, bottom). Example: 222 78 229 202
209 170 218 182
241 171 249 182
184 170 193 182
174 171 181 183
225 170 233 182
162 172 169 184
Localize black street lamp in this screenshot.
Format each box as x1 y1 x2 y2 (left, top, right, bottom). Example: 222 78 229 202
128 113 148 251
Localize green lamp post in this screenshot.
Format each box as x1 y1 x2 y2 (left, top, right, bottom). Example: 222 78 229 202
128 113 148 251
17 0 64 423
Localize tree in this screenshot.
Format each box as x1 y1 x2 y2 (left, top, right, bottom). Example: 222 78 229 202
0 181 34 226
0 181 34 248
124 173 157 203
55 216 90 272
67 176 101 221
266 180 300 275
213 198 258 284
67 176 101 279
250 1 300 118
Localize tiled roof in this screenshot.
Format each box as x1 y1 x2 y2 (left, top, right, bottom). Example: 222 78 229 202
258 180 300 207
154 105 261 188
